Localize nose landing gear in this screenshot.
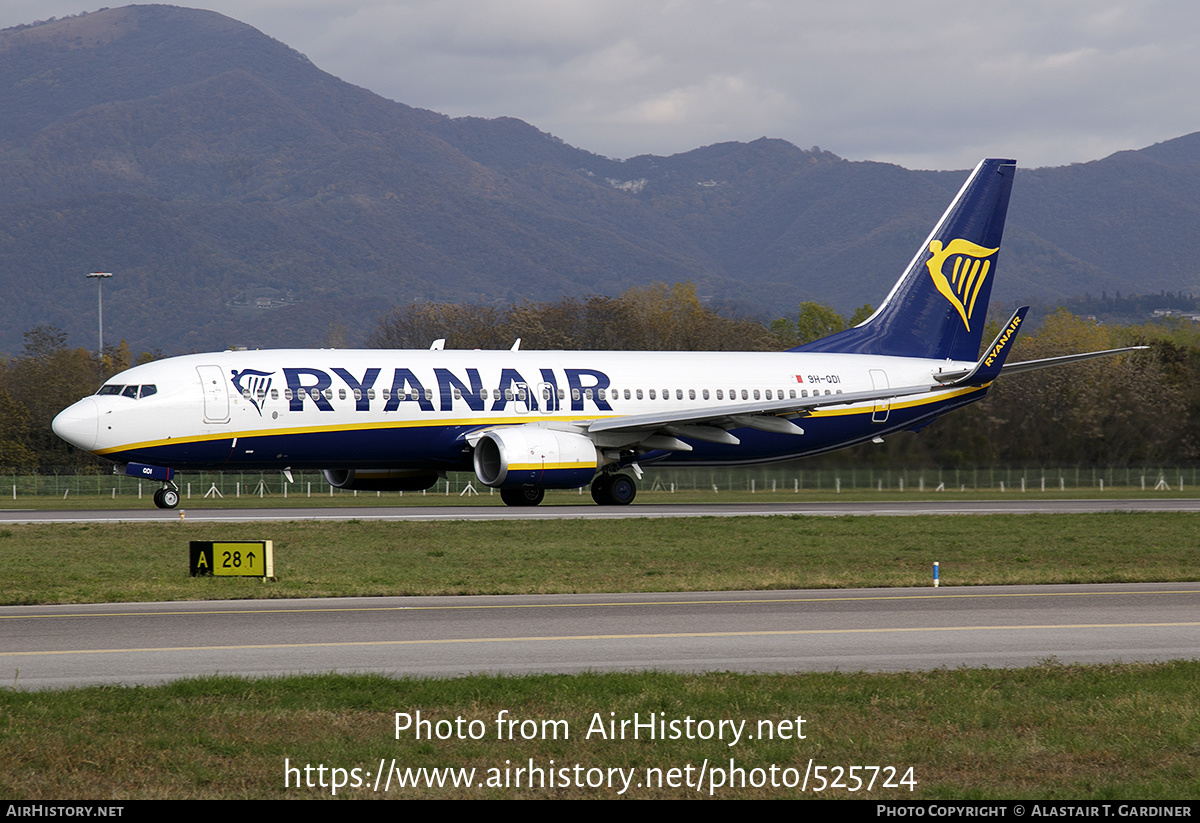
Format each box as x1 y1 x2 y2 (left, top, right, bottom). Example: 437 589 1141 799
123 463 179 509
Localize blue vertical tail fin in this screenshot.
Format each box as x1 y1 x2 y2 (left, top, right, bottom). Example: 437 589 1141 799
794 158 1016 361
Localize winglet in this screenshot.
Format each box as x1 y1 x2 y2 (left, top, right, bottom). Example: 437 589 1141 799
936 306 1028 386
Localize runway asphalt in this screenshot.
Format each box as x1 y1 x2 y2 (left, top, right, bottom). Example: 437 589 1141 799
2 497 1200 523
4 582 1198 689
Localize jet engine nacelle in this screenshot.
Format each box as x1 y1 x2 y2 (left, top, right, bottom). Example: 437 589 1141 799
322 469 440 492
472 427 599 489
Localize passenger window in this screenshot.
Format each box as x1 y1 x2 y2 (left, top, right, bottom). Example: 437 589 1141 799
453 388 462 400
353 388 362 401
753 389 760 400
271 389 278 400
624 389 631 400
367 388 375 400
789 389 796 399
424 389 434 401
702 389 709 400
716 389 723 400
241 389 252 399
636 389 643 399
284 388 294 400
741 389 748 400
765 389 772 400
801 390 808 398
339 389 347 400
584 388 593 400
558 389 565 400
688 389 695 400
597 389 604 401
649 389 656 399
382 389 391 400
571 389 580 401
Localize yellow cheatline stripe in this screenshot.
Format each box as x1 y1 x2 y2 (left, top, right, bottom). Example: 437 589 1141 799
94 414 597 455
803 385 983 419
5 588 1196 621
94 387 985 455
7 622 1200 657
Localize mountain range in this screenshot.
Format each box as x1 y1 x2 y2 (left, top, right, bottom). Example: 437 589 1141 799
2 4 1199 357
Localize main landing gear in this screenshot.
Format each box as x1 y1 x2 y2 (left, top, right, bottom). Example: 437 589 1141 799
496 474 637 507
152 484 180 509
591 473 636 506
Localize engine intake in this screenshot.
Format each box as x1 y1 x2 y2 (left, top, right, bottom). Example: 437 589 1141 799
473 427 598 488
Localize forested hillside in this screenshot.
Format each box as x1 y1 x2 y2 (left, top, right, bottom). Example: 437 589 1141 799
2 6 1200 358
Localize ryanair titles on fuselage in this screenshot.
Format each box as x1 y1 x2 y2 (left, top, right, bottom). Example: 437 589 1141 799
254 365 614 415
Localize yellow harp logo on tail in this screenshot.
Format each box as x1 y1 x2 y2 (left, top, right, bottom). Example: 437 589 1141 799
925 238 999 331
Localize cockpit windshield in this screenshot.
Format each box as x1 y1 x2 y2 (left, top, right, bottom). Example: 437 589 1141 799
97 384 157 399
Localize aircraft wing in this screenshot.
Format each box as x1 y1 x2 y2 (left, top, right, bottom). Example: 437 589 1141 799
580 383 943 449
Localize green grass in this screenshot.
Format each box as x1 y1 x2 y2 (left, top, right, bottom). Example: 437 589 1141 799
2 512 1198 605
4 664 1199 799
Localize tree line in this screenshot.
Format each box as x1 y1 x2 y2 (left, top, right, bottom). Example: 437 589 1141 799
0 328 159 470
3 284 1198 470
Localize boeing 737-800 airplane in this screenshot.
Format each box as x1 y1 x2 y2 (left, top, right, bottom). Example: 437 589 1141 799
52 159 1138 508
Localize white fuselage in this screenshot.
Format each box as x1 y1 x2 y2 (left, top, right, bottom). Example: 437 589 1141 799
53 348 979 472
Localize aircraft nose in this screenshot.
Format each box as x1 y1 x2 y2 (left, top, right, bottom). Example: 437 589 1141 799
52 397 100 452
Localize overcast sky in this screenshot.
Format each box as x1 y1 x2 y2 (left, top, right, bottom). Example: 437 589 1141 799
4 1 1198 170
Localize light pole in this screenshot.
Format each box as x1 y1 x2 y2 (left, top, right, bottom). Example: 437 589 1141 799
86 272 112 370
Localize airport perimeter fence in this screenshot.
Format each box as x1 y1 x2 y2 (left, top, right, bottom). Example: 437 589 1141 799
5 465 1199 501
